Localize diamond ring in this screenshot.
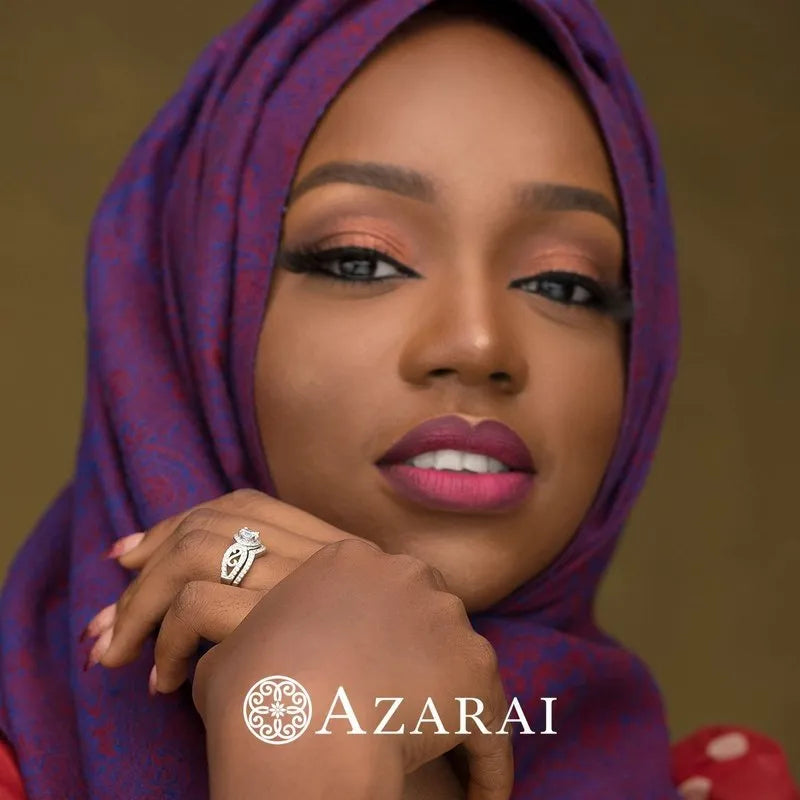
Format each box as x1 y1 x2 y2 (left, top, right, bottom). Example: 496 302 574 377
220 527 267 586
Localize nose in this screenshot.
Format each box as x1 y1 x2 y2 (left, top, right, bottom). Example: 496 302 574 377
397 274 528 395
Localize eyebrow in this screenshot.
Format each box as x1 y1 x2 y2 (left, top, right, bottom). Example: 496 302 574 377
286 160 623 235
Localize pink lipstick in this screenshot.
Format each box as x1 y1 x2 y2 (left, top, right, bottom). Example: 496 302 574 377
376 415 535 512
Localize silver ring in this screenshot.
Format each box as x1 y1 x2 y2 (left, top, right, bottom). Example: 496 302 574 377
220 527 267 586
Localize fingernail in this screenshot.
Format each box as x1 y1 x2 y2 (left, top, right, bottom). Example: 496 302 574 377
148 664 158 696
84 626 114 670
81 603 117 642
104 533 145 560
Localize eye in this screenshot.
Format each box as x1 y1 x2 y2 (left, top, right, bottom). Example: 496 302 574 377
515 273 593 304
278 245 420 283
329 252 401 280
509 270 633 320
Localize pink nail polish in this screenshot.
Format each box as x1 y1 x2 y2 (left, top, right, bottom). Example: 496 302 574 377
82 603 117 641
148 664 158 696
85 627 113 670
104 533 145 560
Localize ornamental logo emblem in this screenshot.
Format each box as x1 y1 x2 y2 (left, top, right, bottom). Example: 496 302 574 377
243 675 313 744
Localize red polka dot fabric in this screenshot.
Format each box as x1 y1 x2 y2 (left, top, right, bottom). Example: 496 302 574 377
672 726 799 800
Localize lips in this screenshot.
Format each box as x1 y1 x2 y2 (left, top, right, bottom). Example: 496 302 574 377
376 415 535 473
375 415 536 513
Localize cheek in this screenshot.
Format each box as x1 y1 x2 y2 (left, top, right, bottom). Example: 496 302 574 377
508 326 624 575
537 327 626 485
253 298 391 495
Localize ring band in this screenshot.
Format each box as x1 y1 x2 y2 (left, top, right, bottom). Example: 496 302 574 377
220 527 266 586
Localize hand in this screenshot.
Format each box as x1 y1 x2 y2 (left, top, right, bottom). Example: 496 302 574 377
82 489 371 691
192 539 513 800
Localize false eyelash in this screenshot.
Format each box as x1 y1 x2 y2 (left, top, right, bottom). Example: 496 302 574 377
277 245 418 281
509 271 634 322
277 244 634 321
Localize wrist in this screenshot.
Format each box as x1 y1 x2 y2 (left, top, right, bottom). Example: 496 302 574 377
205 700 403 799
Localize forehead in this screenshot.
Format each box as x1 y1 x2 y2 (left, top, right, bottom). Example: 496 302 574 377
291 17 618 208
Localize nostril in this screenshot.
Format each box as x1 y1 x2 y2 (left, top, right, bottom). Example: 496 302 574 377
427 368 514 383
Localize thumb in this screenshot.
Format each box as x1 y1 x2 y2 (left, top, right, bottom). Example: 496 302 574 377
464 729 514 800
462 679 514 800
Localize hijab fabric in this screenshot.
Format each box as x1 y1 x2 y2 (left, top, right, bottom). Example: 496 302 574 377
0 0 681 796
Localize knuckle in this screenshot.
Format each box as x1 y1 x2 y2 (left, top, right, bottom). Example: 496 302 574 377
391 553 435 584
231 488 266 507
307 540 343 568
470 634 500 676
171 581 205 624
173 528 216 562
310 539 381 576
313 541 339 560
176 508 220 538
433 591 468 621
329 538 379 558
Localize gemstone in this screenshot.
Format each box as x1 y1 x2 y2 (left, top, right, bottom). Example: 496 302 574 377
236 527 261 546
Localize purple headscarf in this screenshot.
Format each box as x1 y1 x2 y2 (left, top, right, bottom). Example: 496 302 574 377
0 0 680 797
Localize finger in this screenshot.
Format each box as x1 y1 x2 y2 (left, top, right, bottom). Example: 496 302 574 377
102 529 296 668
115 507 263 571
463 676 514 800
105 532 145 560
85 624 115 671
115 489 358 569
89 519 290 639
81 602 117 641
464 735 514 800
152 581 263 694
129 513 317 588
118 508 318 572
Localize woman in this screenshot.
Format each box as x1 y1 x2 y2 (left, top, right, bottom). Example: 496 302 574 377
0 0 796 798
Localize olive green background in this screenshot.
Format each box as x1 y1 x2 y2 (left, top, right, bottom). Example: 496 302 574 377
2 0 798 778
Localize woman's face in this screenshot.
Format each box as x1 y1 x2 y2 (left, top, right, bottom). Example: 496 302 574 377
255 14 627 611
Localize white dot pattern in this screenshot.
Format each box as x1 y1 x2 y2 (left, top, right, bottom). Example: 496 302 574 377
706 731 749 761
677 775 712 799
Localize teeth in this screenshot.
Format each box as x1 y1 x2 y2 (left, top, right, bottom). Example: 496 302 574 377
435 450 463 471
412 452 437 469
462 453 489 473
406 449 510 473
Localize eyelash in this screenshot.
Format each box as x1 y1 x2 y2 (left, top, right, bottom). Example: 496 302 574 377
277 244 633 321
